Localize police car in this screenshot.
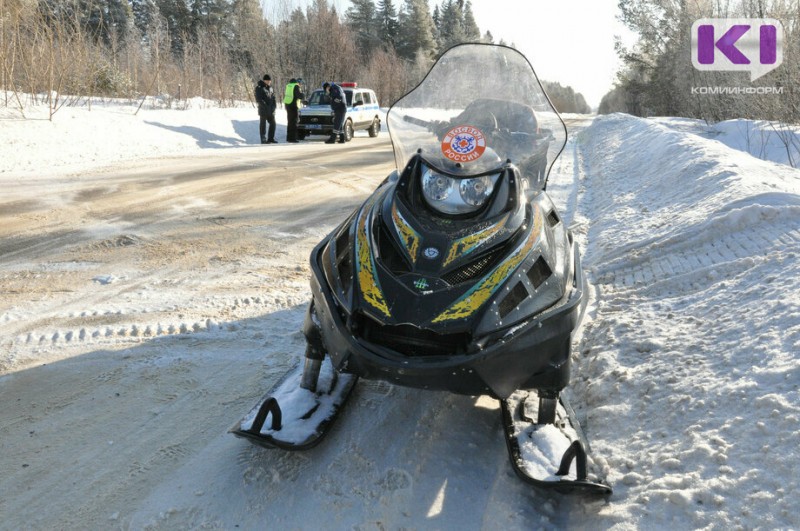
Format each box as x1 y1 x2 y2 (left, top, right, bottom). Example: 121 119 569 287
297 83 381 142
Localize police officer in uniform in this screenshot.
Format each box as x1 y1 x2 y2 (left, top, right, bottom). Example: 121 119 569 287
255 74 277 144
323 82 347 144
284 78 304 143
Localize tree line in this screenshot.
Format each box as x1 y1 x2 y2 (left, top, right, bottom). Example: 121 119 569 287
599 0 800 123
0 0 481 113
0 0 590 116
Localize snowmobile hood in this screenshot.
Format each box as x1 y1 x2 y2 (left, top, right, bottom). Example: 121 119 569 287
319 157 574 346
387 43 567 193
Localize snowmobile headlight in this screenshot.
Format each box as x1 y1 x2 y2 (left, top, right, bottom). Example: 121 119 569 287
421 167 499 215
460 175 495 207
421 168 452 202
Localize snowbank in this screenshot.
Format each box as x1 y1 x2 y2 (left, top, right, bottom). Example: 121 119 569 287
0 97 261 180
653 116 800 168
573 113 800 528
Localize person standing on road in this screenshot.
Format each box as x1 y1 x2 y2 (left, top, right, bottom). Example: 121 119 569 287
284 78 304 143
255 74 277 144
323 82 347 144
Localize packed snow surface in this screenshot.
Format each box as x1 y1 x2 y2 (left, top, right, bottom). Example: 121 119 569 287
1 99 798 530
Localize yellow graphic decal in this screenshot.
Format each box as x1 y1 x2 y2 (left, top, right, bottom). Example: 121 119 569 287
442 213 509 267
391 202 420 264
432 205 542 323
356 195 391 317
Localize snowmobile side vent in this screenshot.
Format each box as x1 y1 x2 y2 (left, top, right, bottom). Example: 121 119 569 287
442 246 506 285
335 229 354 293
547 210 560 227
527 256 552 289
378 224 412 275
498 281 529 319
337 255 353 294
335 228 350 262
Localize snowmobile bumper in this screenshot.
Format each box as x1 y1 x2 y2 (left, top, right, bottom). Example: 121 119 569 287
308 242 586 400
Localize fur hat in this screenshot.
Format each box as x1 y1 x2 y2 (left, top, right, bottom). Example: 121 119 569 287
263 74 271 81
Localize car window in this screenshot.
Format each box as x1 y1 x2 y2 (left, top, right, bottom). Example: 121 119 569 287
345 90 353 106
308 90 330 105
363 93 372 104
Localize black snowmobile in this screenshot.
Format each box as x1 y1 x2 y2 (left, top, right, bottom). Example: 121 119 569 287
232 43 611 496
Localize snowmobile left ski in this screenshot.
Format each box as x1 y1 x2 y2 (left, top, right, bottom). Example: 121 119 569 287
230 350 357 451
231 43 612 496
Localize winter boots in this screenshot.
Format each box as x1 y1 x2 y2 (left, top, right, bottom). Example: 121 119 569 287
325 133 346 144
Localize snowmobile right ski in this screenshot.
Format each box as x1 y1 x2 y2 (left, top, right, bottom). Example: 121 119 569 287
501 390 612 496
230 355 357 451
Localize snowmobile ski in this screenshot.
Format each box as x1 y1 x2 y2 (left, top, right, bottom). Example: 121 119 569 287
230 357 357 451
501 390 612 496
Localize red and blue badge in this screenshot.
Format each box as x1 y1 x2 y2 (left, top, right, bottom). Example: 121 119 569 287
441 125 486 163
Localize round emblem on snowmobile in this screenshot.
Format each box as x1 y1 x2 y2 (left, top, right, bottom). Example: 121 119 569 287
423 247 440 259
441 125 486 163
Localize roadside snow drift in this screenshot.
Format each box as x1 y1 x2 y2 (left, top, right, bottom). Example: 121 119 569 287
573 113 800 528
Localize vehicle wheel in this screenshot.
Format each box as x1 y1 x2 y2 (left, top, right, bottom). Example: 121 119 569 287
368 117 380 137
344 120 354 142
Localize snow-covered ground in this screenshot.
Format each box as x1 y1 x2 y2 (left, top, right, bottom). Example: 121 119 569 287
652 115 800 168
1 100 798 529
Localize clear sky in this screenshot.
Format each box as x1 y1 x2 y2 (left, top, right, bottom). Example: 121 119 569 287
464 0 638 108
277 0 638 109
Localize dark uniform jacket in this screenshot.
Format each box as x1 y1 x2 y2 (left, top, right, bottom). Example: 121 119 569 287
255 81 276 115
328 83 347 111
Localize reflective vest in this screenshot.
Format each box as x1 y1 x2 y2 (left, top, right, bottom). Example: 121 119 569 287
284 82 298 105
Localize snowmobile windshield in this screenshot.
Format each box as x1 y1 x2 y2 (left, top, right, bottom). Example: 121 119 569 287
387 44 566 190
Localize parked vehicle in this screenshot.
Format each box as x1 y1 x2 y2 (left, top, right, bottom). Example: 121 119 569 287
298 83 381 141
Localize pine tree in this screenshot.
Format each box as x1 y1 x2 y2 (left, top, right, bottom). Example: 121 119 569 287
156 0 192 55
437 0 465 52
462 0 480 40
230 0 271 74
345 0 378 53
435 0 480 53
376 0 399 50
189 0 228 41
396 0 435 60
131 0 158 39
